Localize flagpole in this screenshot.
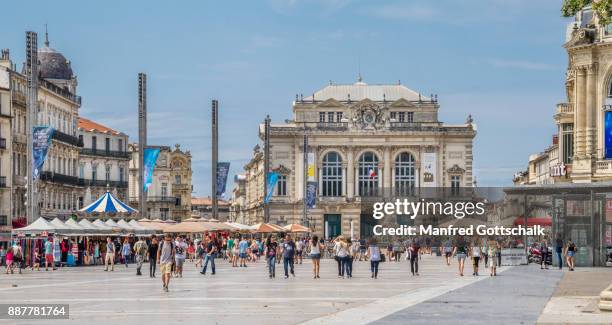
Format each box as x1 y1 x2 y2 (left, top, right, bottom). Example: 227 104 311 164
212 100 219 220
138 73 147 220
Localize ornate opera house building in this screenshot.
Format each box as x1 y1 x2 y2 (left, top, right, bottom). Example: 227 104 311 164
240 79 476 239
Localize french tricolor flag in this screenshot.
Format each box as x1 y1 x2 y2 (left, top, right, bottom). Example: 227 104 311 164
369 169 377 178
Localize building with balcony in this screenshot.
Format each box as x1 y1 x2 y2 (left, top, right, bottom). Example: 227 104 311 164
0 32 82 223
191 197 230 221
240 78 476 239
128 144 192 221
77 117 129 209
0 53 11 243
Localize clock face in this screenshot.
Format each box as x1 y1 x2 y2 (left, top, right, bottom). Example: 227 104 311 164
363 111 375 124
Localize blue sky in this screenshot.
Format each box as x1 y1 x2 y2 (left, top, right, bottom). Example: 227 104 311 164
0 0 570 196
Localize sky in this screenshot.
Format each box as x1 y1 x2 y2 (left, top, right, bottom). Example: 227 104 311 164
0 0 571 196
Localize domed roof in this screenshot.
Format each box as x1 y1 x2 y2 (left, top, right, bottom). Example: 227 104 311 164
38 34 73 80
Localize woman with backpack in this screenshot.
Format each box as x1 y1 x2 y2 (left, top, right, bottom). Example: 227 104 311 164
367 238 382 279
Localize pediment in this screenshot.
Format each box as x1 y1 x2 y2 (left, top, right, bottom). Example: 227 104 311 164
389 98 416 108
447 164 465 174
317 98 345 108
273 164 292 175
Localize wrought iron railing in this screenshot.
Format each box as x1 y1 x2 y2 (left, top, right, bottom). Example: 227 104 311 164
80 148 130 159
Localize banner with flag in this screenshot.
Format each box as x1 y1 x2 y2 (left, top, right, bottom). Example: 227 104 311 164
368 168 377 178
143 148 161 192
306 181 317 209
216 162 230 197
264 172 279 204
32 126 55 181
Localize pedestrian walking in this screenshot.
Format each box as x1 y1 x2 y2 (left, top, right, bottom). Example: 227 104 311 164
195 240 205 268
310 235 323 279
442 239 453 266
392 239 402 262
44 237 56 271
358 238 367 261
104 237 115 271
4 246 14 274
296 238 305 265
453 236 468 276
12 242 23 274
238 237 249 267
555 234 563 270
174 236 187 277
282 234 296 278
471 240 481 276
564 239 576 271
148 236 159 277
31 249 41 271
334 236 350 278
265 235 279 278
540 239 550 270
0 245 5 267
367 238 382 279
346 238 355 278
157 234 176 292
409 238 420 276
134 237 148 276
201 236 218 275
121 238 131 268
488 239 498 276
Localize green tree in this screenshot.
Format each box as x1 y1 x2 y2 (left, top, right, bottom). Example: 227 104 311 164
562 0 612 26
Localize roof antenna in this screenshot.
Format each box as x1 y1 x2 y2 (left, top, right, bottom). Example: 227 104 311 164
357 56 363 83
44 23 49 47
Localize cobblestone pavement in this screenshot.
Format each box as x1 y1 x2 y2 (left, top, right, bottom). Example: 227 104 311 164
0 255 513 324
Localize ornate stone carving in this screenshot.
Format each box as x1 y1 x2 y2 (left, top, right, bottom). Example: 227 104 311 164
350 100 387 130
447 164 465 174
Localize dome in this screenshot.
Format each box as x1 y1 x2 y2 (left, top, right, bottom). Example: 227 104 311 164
38 36 73 80
39 46 73 80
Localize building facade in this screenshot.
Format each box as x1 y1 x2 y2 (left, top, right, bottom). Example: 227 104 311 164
0 34 82 225
77 117 129 208
128 144 192 221
0 53 11 241
229 174 247 223
191 197 230 221
241 79 476 239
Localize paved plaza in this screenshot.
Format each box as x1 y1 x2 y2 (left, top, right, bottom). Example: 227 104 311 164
0 255 610 324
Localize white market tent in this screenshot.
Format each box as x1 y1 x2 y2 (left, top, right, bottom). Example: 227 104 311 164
116 219 135 232
12 217 57 235
50 218 72 233
64 219 89 234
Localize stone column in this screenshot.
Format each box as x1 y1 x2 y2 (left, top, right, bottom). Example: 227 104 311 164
383 147 391 197
347 148 354 198
586 64 596 157
576 67 587 157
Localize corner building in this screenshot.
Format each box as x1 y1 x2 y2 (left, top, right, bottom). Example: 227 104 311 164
242 79 476 239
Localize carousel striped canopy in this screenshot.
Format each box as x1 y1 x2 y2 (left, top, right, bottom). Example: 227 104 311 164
79 191 138 214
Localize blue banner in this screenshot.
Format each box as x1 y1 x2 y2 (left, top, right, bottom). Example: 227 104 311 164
606 111 612 159
306 181 317 209
216 162 230 197
264 172 279 204
32 126 55 181
143 148 161 192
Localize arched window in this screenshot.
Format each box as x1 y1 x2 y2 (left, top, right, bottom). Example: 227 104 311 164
395 152 416 196
358 152 379 196
322 152 343 197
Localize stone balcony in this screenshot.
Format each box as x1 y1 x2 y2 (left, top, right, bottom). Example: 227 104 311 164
596 160 612 176
554 102 574 123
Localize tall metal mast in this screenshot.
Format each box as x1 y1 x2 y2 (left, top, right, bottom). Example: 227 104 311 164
263 115 271 223
138 73 147 219
25 31 38 223
211 100 218 220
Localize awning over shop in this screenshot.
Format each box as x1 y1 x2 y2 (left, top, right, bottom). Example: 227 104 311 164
283 224 311 233
252 223 284 233
513 216 552 227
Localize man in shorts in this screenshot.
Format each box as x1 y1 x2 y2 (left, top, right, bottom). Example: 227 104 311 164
44 237 56 271
442 239 453 266
104 237 115 271
174 236 187 277
157 234 176 292
238 237 249 267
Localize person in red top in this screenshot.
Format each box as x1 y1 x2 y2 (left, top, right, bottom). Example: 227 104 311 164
409 238 420 276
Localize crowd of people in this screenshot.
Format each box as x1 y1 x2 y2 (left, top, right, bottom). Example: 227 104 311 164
0 232 583 292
